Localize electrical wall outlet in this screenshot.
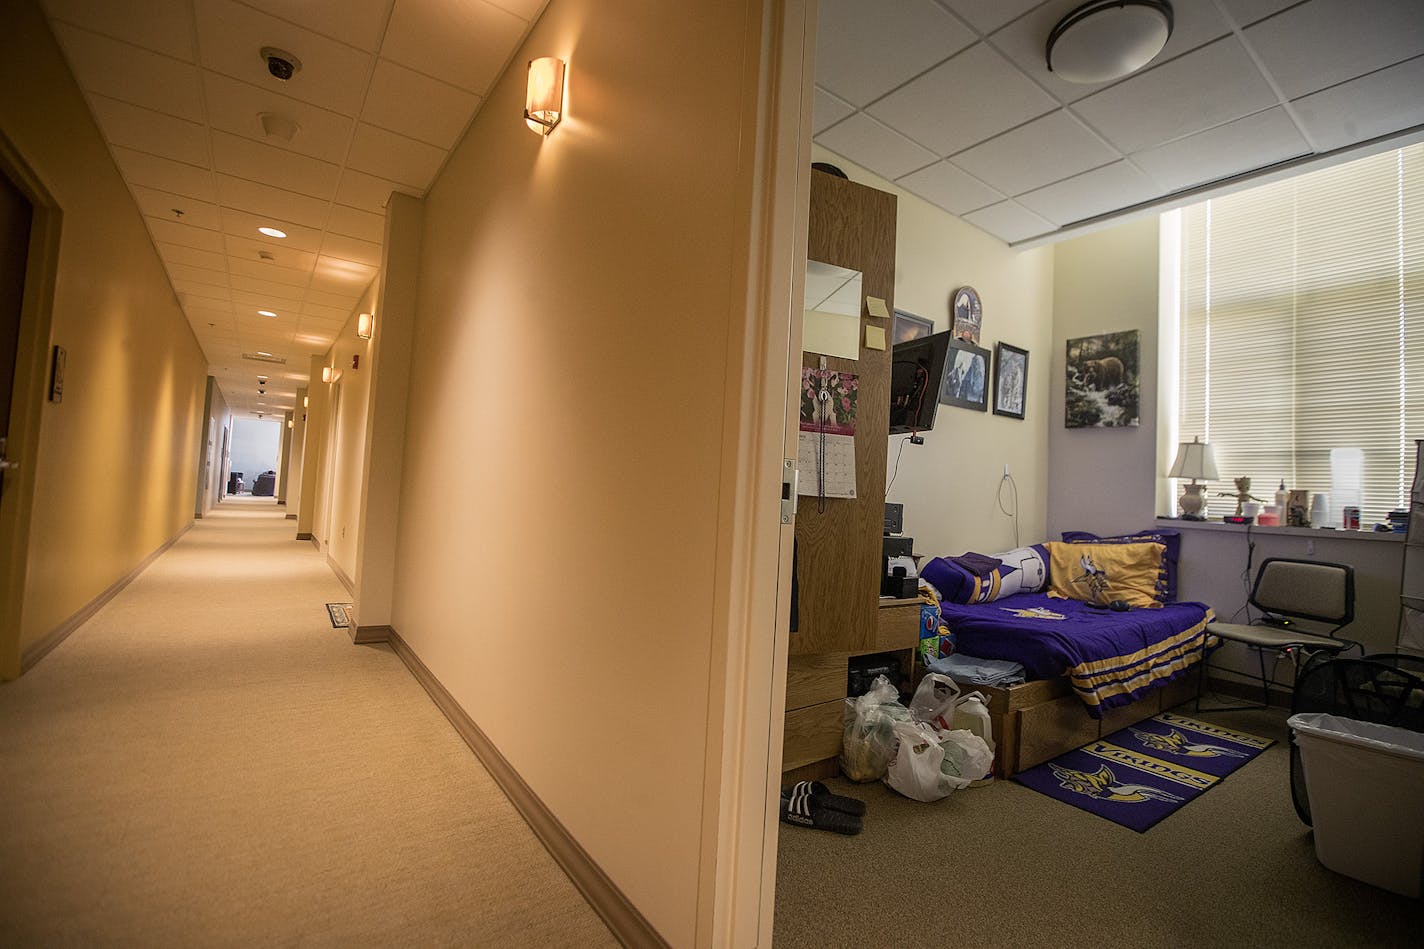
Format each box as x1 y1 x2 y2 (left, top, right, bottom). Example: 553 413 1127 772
1305 538 1315 556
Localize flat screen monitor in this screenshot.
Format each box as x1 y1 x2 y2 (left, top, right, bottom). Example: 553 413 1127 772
887 330 951 435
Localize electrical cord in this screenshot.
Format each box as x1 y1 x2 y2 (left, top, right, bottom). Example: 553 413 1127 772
998 471 1019 548
886 435 911 497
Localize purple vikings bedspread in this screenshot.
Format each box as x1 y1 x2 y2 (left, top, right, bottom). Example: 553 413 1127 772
937 593 1214 718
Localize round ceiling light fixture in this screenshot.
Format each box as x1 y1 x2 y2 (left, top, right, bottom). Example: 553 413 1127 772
1046 0 1173 85
258 226 287 239
258 309 278 318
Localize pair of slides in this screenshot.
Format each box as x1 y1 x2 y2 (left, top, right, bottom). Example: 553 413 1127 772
779 781 865 835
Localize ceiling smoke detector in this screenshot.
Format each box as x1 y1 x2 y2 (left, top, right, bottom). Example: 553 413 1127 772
1046 0 1173 84
260 47 302 82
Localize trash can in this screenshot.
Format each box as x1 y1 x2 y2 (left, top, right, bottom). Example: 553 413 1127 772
1288 712 1424 897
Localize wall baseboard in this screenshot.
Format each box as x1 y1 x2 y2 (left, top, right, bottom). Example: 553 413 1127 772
285 514 297 521
21 522 193 673
1203 674 1292 709
351 624 390 645
296 531 313 540
386 629 668 949
327 556 355 596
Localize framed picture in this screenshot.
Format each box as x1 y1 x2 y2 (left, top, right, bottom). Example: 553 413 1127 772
939 339 990 412
892 309 933 346
1065 330 1140 428
992 342 1028 419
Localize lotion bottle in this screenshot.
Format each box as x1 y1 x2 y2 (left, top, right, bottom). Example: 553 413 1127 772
1275 480 1288 514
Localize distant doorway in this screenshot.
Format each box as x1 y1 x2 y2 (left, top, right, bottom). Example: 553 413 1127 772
226 417 282 499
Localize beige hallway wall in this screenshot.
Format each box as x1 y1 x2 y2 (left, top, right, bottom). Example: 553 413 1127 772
0 0 207 667
388 0 788 943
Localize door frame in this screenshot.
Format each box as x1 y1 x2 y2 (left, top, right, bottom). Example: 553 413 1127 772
0 130 62 680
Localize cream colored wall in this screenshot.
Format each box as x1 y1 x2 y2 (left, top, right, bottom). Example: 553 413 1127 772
809 148 1054 557
314 281 377 583
1 1 207 661
199 378 232 515
388 1 776 942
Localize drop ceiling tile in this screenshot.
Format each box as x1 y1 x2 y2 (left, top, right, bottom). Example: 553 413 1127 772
42 0 198 60
147 217 227 252
226 235 318 272
815 0 975 106
1216 0 1300 27
166 262 230 289
180 291 234 312
130 186 223 231
216 175 330 228
232 288 299 311
227 274 306 303
228 256 312 286
989 0 1232 104
319 233 382 268
345 123 446 189
1291 55 1424 153
812 87 855 135
938 0 1043 35
1016 160 1162 225
949 110 1118 195
109 147 215 202
380 0 527 95
896 161 1003 215
300 302 354 322
333 169 418 213
193 0 375 115
484 0 544 19
171 280 231 300
1258 0 1424 99
361 59 480 149
325 205 385 243
815 113 938 182
220 207 323 253
50 23 204 121
868 43 1057 156
1073 37 1278 153
158 243 228 270
201 71 354 165
87 95 209 167
302 288 359 310
1131 107 1310 193
234 0 396 52
210 131 340 200
310 255 377 294
961 201 1055 243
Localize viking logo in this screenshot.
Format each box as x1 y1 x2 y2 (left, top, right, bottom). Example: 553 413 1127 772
1048 763 1184 804
1071 554 1110 603
1130 728 1249 759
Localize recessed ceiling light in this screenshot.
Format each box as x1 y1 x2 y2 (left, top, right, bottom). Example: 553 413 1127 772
258 226 287 239
258 309 278 318
257 351 272 357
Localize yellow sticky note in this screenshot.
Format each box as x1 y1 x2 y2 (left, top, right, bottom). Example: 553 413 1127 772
866 296 890 319
865 325 886 351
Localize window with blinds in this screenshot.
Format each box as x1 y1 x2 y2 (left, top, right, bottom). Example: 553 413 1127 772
1176 143 1424 526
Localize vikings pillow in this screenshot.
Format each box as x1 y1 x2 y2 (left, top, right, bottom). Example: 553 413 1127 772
1062 528 1181 603
920 545 1048 605
1046 541 1164 609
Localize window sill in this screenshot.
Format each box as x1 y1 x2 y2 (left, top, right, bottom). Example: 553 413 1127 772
1154 516 1405 544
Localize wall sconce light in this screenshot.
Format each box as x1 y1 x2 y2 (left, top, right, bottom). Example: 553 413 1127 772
525 57 566 135
287 418 294 429
321 366 337 383
303 396 308 408
357 312 375 340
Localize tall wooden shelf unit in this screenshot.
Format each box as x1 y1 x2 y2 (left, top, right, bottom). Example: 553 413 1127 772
782 169 912 780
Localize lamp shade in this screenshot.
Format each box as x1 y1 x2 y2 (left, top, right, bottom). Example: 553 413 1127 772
525 57 565 135
357 312 374 340
1168 437 1218 481
1046 0 1173 84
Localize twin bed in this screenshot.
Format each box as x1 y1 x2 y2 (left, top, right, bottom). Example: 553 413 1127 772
916 533 1214 777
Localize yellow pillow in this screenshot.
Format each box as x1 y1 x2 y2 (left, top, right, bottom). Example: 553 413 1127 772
1046 541 1165 609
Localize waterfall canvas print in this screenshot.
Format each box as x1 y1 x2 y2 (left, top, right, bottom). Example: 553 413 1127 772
1065 330 1140 428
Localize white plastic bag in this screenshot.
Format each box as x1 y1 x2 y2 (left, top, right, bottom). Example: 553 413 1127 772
839 675 911 782
938 728 994 790
885 721 992 802
908 673 961 729
947 691 995 786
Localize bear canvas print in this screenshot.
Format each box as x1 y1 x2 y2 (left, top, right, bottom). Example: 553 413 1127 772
1065 330 1140 428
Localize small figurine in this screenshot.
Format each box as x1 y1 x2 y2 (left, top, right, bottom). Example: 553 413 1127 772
1215 477 1263 517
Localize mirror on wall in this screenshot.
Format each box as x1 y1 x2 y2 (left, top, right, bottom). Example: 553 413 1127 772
803 259 862 360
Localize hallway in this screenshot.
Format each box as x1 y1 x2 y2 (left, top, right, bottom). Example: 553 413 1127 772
0 502 615 947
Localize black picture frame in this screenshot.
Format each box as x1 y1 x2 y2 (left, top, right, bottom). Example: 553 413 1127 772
891 309 933 346
938 339 990 412
992 342 1028 420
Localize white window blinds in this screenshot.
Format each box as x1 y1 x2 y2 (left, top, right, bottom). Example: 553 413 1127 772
1177 144 1424 526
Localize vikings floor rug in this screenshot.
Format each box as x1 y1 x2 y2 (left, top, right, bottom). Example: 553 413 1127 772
1013 712 1272 832
325 603 353 629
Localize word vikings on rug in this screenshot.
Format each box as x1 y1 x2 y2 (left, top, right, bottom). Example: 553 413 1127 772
1013 712 1272 832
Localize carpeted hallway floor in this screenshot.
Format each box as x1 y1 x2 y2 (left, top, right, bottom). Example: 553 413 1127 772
773 705 1424 948
0 499 616 947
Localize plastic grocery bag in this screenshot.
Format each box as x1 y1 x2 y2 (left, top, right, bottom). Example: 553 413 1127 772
947 691 995 786
908 673 961 729
840 675 911 782
885 721 991 802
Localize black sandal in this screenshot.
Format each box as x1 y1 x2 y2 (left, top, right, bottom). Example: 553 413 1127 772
780 781 863 834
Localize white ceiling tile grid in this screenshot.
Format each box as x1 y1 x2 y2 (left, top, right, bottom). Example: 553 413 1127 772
812 0 1424 246
40 0 550 415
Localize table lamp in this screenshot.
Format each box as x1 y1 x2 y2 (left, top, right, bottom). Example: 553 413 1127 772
1169 436 1218 520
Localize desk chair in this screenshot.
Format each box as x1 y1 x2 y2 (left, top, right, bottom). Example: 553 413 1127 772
1199 557 1360 711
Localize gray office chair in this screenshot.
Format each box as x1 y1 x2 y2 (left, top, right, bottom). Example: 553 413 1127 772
1199 557 1359 711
